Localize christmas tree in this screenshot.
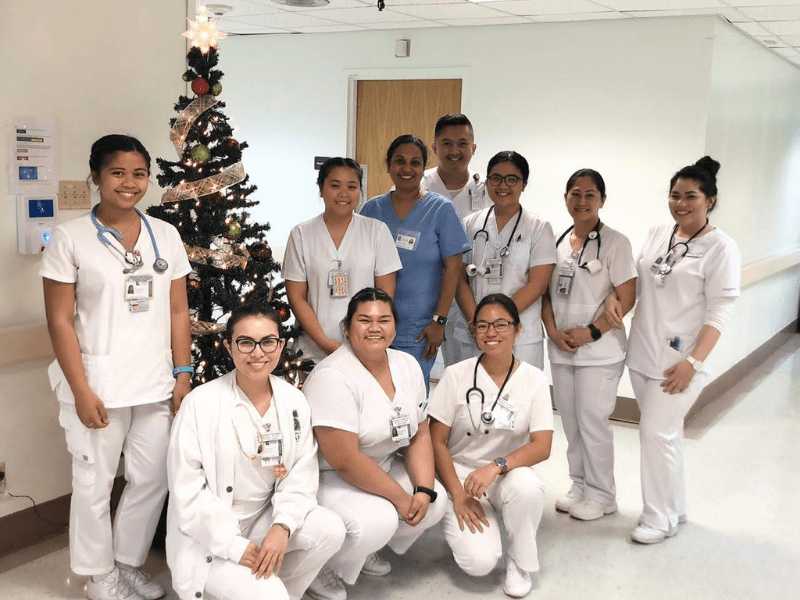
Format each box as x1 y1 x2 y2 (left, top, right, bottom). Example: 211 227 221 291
147 8 313 386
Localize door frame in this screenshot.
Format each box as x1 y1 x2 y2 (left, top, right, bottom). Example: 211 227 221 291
344 67 471 159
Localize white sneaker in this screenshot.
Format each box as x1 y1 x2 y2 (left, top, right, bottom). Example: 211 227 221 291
307 566 347 600
116 565 166 600
86 568 144 600
503 557 532 598
569 498 618 521
630 523 677 544
555 490 582 513
361 552 391 576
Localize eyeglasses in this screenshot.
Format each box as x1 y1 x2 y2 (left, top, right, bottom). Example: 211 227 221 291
234 337 281 354
473 319 516 333
486 174 522 187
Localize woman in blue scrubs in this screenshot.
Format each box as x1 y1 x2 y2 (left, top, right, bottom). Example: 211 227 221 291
361 134 471 389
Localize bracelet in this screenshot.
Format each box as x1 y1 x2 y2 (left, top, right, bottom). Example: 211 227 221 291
413 485 438 503
172 366 194 379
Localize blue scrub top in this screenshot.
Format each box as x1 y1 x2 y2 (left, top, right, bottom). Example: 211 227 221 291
361 191 471 345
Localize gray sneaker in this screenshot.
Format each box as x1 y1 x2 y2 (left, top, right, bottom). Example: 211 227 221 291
86 568 145 600
116 565 166 600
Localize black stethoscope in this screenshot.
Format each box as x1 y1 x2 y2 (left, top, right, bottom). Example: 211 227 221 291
467 206 523 277
652 219 709 281
465 352 515 435
91 205 168 274
555 220 602 271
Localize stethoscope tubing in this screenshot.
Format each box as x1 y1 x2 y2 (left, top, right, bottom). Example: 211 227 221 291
91 205 168 273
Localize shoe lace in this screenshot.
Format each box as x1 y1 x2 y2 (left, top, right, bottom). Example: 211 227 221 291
364 553 380 568
124 568 152 586
318 567 342 589
108 571 136 599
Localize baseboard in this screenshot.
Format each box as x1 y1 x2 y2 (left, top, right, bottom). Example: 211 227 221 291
0 476 126 558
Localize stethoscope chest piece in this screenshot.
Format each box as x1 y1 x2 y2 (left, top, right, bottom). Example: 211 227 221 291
481 410 495 425
154 258 169 273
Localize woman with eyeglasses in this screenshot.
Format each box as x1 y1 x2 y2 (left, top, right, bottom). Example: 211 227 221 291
540 169 637 522
625 157 740 544
454 151 556 369
283 158 402 364
303 288 446 600
428 294 553 598
167 303 346 600
361 135 472 389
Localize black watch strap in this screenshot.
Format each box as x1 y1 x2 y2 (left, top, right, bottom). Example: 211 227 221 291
413 485 438 502
588 323 602 341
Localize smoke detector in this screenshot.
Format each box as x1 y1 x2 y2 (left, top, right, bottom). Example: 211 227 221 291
272 0 330 6
205 4 233 17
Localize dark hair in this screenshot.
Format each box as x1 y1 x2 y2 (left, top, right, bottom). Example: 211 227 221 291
565 168 606 197
225 303 282 341
487 151 530 184
471 293 521 326
670 156 720 211
341 287 398 332
317 157 363 191
89 134 151 174
385 134 428 168
434 113 474 139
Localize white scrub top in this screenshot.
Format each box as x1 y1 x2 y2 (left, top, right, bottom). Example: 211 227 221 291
547 224 637 366
627 224 741 379
427 357 554 470
422 168 491 222
457 207 557 346
282 213 402 362
303 344 427 472
41 211 191 408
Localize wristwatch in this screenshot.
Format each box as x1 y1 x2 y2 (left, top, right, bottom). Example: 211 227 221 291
413 485 438 502
493 457 509 474
432 314 447 326
685 356 704 371
588 323 602 341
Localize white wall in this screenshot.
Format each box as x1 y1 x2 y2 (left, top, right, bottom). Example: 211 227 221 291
0 0 186 518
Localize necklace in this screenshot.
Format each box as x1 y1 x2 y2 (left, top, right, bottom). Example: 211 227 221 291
231 384 288 478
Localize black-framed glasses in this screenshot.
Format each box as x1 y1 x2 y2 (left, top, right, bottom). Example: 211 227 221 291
486 174 522 187
234 337 281 354
473 319 516 333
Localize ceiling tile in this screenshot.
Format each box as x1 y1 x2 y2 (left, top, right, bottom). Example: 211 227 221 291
391 3 509 18
597 0 725 9
288 23 370 31
439 15 533 25
755 35 788 47
212 1 284 16
319 6 425 22
225 12 340 27
774 46 800 55
271 0 374 12
779 34 800 45
532 11 631 21
363 20 445 28
738 6 800 22
734 21 772 36
760 20 800 35
727 0 800 6
484 0 610 16
625 8 750 21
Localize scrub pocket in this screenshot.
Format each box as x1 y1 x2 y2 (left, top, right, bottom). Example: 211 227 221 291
59 402 96 487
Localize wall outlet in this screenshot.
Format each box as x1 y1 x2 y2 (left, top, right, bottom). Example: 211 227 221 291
0 462 6 497
58 180 91 210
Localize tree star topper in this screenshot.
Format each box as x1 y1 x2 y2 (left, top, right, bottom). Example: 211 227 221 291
182 4 227 54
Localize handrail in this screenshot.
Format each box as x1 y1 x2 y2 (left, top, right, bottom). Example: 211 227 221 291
0 323 52 368
741 249 800 287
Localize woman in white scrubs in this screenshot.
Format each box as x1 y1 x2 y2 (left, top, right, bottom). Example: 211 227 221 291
626 156 740 544
541 169 637 521
167 304 346 600
455 151 556 369
283 158 402 364
429 294 554 598
42 135 192 600
303 288 446 600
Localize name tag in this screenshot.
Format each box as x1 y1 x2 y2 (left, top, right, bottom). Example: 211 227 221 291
391 415 412 448
260 432 283 467
493 395 515 431
328 268 349 297
395 229 420 251
125 275 153 300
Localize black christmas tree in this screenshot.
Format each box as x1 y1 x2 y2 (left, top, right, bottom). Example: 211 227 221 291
147 29 312 386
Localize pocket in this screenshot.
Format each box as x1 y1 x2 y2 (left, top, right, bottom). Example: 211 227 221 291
554 303 597 331
658 333 694 373
81 353 114 403
59 403 95 467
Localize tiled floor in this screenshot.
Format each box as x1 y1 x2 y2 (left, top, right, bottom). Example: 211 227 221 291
2 335 798 600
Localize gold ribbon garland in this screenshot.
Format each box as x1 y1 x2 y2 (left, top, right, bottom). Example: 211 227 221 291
191 320 226 336
170 95 219 154
162 162 246 204
184 243 250 270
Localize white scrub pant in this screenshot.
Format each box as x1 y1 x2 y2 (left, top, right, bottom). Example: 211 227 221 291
551 361 624 504
317 459 446 584
59 400 171 575
450 339 544 371
204 505 346 600
441 462 545 576
629 368 708 533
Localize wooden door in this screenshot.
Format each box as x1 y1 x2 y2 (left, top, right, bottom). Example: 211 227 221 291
355 79 462 201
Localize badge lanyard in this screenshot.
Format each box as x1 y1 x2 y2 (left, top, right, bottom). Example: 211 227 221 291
231 382 289 479
467 206 523 278
465 353 515 435
651 219 708 284
91 205 168 274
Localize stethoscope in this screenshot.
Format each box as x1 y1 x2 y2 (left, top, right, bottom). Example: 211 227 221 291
466 206 523 277
91 205 168 274
652 219 709 282
555 220 602 273
465 352 515 435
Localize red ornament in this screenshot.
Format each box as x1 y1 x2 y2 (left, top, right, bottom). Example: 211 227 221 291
188 279 201 290
227 138 240 150
191 78 210 96
277 306 290 322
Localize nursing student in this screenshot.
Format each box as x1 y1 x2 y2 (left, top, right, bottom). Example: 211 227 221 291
42 134 192 600
429 294 553 598
421 113 492 367
303 288 446 600
361 135 471 388
624 156 740 544
167 304 345 600
283 157 402 363
541 169 637 521
455 151 556 369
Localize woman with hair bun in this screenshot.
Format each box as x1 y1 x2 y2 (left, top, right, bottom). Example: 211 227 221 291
624 156 741 544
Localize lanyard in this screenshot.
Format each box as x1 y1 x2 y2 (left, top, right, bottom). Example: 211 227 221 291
91 205 168 274
474 206 523 258
556 220 602 268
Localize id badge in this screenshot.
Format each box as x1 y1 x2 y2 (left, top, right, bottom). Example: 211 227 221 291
395 229 420 251
493 395 515 431
129 299 150 313
556 265 575 295
328 268 349 298
260 432 283 467
470 186 485 212
485 258 504 285
124 275 153 300
390 415 412 448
